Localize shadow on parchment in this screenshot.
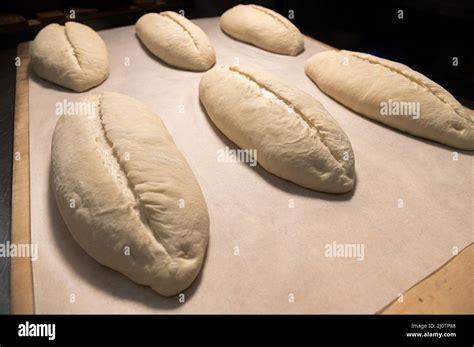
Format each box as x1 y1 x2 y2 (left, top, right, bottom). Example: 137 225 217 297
29 68 70 93
198 100 357 201
47 165 208 311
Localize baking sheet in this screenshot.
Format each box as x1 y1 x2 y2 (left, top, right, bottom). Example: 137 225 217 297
29 17 473 313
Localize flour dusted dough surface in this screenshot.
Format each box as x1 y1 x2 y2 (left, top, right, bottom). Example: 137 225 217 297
31 22 109 92
199 66 355 193
136 12 216 71
51 92 209 296
304 50 474 150
220 4 304 56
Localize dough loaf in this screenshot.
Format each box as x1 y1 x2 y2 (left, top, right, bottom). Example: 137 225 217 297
220 4 304 56
51 92 209 296
136 12 216 71
199 66 355 193
31 22 109 92
305 50 474 150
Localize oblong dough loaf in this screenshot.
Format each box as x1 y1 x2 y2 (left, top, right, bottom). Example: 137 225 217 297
305 50 474 150
136 12 216 71
51 92 209 296
31 22 109 92
220 4 304 56
199 66 355 193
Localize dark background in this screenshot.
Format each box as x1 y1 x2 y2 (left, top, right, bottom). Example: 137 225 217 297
1 0 473 98
0 0 473 314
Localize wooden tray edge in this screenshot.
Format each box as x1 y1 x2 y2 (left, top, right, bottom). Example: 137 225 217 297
10 41 35 314
10 34 472 314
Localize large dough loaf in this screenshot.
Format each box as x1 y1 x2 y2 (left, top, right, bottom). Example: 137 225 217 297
220 4 304 56
136 12 216 71
51 92 209 296
305 50 474 150
199 66 355 193
31 22 109 92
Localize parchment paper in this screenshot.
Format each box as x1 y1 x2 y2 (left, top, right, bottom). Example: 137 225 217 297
29 17 473 313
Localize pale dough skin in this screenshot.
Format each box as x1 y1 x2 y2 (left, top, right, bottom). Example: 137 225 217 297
220 4 304 56
51 92 209 296
136 12 216 71
305 50 474 150
31 22 109 92
199 66 355 193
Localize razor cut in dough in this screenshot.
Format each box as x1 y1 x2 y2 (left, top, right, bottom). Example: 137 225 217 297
51 92 209 296
31 22 109 92
220 4 304 56
136 12 216 71
199 66 355 193
305 50 474 150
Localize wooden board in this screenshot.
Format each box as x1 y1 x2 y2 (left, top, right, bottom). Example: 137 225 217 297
10 37 473 314
10 41 34 314
382 244 474 314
